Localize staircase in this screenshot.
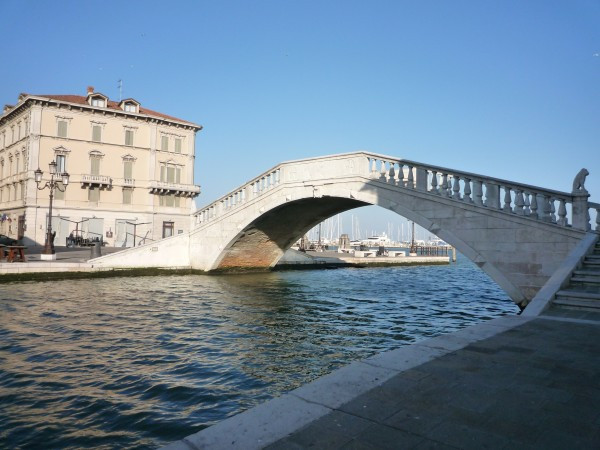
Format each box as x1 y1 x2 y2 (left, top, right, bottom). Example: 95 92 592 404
553 241 600 311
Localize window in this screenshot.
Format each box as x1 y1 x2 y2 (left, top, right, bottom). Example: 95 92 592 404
167 166 175 183
91 98 105 107
162 221 174 238
88 187 100 203
54 182 65 200
56 155 66 173
123 188 132 205
57 120 68 138
13 183 17 201
92 125 102 142
161 135 168 151
17 123 21 140
91 157 100 175
125 129 133 146
174 138 182 153
123 160 133 179
124 103 136 112
20 182 25 200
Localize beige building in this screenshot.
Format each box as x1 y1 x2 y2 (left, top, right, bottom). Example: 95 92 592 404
0 86 202 248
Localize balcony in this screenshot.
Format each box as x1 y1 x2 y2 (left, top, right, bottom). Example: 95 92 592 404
81 174 112 188
149 181 201 197
123 178 135 187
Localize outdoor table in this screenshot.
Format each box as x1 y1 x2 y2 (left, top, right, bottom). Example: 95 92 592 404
6 245 27 263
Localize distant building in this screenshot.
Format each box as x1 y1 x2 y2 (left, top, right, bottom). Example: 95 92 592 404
0 86 202 247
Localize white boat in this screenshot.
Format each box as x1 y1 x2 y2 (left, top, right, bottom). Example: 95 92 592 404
361 233 391 246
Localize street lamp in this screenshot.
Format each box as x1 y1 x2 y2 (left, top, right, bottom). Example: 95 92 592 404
35 160 70 260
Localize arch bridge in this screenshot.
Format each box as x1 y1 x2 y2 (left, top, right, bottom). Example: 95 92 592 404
94 152 599 308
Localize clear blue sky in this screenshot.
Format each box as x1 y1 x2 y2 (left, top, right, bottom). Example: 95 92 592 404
2 0 599 236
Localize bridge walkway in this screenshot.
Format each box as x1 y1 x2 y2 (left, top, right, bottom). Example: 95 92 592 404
164 309 600 450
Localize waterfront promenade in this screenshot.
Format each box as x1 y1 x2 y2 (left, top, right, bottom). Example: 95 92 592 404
164 308 600 449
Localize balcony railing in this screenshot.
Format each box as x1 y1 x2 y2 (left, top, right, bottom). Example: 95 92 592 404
81 174 112 188
149 181 201 197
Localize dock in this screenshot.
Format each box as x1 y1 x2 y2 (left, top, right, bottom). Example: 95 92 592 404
162 307 600 449
276 249 450 269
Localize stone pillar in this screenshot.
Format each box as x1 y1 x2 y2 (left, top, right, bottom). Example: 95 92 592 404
572 192 590 231
415 167 428 191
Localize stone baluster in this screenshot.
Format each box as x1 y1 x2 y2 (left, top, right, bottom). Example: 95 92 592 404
416 167 428 191
441 173 449 197
523 192 531 216
549 198 557 223
275 169 281 184
473 179 483 205
557 199 568 226
397 164 405 187
514 189 525 215
452 176 461 200
530 194 538 218
407 165 414 189
502 187 512 213
463 178 472 203
380 160 388 182
430 171 439 194
370 158 378 177
388 163 396 184
595 207 600 231
539 195 552 222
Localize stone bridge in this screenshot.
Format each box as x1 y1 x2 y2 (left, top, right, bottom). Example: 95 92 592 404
93 152 599 308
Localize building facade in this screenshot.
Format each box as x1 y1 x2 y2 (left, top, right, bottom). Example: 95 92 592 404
0 87 202 247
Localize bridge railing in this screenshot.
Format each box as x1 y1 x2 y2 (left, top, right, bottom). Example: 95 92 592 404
194 165 283 227
192 152 597 232
366 154 597 232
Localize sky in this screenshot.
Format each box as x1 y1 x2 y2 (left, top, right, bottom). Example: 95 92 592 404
2 0 599 238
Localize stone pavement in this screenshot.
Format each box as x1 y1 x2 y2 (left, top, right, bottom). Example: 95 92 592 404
164 309 600 450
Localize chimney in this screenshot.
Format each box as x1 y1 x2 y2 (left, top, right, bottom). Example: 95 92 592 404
87 86 94 94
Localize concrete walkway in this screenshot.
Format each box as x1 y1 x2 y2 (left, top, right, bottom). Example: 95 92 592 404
164 308 600 450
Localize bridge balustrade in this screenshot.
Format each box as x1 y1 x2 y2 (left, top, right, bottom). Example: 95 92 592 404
366 154 595 232
191 153 596 233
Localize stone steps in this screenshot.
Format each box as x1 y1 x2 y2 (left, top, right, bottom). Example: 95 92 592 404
552 242 600 311
553 296 600 310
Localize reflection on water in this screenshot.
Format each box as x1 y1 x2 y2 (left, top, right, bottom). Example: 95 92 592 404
0 255 516 449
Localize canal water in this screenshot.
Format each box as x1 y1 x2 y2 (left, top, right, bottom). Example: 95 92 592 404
0 255 517 449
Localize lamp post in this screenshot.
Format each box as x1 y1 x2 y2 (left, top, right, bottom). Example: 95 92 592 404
35 161 69 260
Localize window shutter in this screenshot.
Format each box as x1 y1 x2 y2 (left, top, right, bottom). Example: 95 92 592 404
175 138 181 153
57 121 67 138
167 167 175 183
92 125 101 142
124 161 133 179
125 130 133 146
161 136 168 151
91 158 100 175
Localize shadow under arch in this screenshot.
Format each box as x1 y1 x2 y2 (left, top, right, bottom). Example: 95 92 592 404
213 182 529 308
